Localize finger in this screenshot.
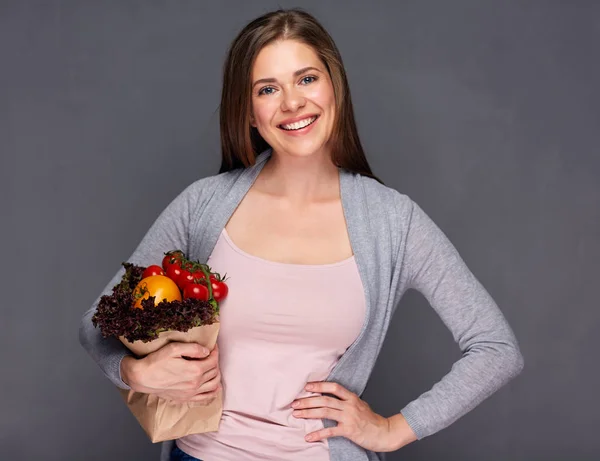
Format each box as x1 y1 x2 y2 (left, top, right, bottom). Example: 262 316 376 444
292 407 344 422
187 366 220 390
305 426 344 443
205 343 219 360
201 366 219 382
206 347 220 364
195 373 221 394
168 342 210 359
305 382 355 401
292 396 344 411
187 364 216 385
186 385 221 402
191 351 219 376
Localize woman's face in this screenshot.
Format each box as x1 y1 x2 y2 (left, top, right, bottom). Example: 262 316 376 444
250 39 336 161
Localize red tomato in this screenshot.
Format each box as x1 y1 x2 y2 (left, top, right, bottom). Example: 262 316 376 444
183 283 209 301
166 264 184 284
162 251 184 272
211 280 229 302
177 269 195 290
142 265 165 279
191 269 206 281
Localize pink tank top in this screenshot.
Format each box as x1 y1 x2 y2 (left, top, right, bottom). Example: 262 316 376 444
177 228 366 461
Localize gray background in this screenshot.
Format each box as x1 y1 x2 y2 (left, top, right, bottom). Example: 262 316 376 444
1 1 598 460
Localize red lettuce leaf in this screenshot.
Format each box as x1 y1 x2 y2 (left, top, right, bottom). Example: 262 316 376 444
92 263 217 343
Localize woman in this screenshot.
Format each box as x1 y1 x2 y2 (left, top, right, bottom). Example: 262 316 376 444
79 8 524 461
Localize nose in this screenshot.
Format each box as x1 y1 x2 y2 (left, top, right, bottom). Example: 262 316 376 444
280 86 306 112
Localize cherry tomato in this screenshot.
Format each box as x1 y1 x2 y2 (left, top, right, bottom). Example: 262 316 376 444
162 250 184 272
166 264 184 284
183 283 209 301
191 269 206 281
177 269 195 290
142 265 165 279
211 279 229 302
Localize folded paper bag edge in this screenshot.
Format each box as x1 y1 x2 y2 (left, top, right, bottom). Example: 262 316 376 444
118 322 220 357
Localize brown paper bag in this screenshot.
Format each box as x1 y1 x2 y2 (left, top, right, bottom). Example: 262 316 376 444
118 322 222 443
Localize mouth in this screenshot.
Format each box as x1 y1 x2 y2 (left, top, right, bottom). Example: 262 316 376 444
278 115 319 131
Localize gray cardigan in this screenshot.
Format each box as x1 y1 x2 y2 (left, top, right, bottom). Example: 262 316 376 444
79 149 524 461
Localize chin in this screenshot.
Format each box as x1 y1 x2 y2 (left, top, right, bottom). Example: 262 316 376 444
271 136 332 159
279 145 330 160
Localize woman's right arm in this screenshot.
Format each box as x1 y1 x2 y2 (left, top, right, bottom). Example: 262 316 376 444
79 179 220 400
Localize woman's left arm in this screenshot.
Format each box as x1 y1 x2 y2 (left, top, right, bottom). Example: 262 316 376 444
293 196 524 451
393 198 524 440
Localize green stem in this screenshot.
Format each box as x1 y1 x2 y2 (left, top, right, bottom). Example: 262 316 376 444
199 265 213 300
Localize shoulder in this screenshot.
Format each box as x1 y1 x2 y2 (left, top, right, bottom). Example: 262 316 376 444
349 171 415 224
183 169 238 194
156 169 242 223
175 168 241 203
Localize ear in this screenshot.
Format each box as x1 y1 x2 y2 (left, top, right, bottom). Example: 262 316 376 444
250 114 256 128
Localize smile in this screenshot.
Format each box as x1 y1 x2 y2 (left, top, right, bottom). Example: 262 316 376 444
278 115 319 131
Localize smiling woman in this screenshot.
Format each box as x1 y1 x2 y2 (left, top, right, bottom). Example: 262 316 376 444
79 7 524 461
250 41 336 160
218 9 379 182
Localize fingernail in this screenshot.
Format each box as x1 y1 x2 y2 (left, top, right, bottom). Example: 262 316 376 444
203 348 210 356
306 435 315 442
291 401 299 408
305 384 313 391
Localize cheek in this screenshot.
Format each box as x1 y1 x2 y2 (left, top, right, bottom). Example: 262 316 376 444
308 85 336 117
252 98 278 127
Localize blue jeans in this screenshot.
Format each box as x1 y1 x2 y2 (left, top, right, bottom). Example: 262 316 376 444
170 445 203 461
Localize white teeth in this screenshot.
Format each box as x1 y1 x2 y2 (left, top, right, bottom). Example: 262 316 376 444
280 116 317 131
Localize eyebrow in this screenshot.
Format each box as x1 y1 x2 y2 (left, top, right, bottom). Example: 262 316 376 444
252 66 322 88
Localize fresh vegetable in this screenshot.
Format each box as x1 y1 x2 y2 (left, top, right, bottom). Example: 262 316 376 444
132 275 182 309
179 263 215 290
92 263 217 343
183 282 209 301
177 268 196 290
162 250 184 272
191 269 206 281
166 265 185 284
142 265 165 278
92 250 228 344
209 275 229 302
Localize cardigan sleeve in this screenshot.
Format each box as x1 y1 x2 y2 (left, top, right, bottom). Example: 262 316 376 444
78 181 201 389
397 198 524 439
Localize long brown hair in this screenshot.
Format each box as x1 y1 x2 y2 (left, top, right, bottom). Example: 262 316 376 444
218 8 382 183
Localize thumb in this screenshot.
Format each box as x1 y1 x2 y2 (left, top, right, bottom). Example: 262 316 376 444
167 342 210 359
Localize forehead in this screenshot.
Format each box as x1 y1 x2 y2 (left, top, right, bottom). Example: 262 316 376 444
252 39 322 78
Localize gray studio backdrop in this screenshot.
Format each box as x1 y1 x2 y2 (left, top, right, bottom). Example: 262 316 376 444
2 1 598 460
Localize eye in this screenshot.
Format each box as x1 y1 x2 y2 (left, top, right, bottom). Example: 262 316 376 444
258 86 276 96
300 75 318 85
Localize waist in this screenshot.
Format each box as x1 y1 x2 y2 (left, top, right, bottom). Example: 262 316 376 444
178 408 331 461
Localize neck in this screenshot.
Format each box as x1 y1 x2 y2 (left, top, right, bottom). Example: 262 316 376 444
257 149 340 204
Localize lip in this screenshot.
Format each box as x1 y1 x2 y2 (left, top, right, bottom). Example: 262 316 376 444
277 115 319 136
277 114 319 127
